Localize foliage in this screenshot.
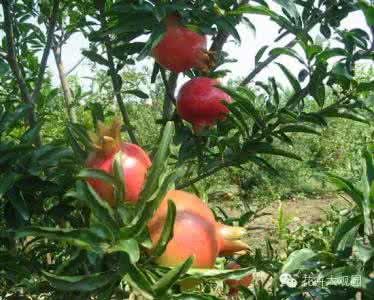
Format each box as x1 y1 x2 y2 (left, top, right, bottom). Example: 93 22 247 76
0 0 374 299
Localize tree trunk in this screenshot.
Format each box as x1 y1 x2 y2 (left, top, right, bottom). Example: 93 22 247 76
53 45 77 123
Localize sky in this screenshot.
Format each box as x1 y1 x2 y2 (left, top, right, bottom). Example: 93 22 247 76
46 9 370 93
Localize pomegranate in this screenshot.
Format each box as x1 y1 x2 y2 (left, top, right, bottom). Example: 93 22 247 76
147 190 249 268
86 119 151 206
152 15 214 73
225 262 253 296
176 77 232 132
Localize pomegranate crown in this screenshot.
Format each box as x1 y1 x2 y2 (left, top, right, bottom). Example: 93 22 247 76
88 118 122 155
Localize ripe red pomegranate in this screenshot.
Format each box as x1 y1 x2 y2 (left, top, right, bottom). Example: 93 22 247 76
176 77 232 132
152 15 213 73
147 190 249 268
225 262 253 296
86 119 151 206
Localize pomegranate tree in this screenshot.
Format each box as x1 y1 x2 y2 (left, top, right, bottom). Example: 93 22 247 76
86 119 152 206
147 190 249 268
225 262 253 296
152 15 214 73
176 77 232 132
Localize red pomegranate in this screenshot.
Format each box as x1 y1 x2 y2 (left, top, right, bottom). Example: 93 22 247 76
86 119 151 206
152 15 214 73
225 262 253 296
176 77 232 132
147 190 249 268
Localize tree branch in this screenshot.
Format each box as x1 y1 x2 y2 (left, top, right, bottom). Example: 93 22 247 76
97 10 138 144
240 8 333 86
31 0 60 103
1 0 33 106
161 70 178 121
65 56 86 76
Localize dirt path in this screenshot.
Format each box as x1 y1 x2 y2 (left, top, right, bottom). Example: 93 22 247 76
216 195 348 248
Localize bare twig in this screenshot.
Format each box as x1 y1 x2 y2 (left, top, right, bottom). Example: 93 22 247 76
65 56 86 76
53 43 77 122
97 10 138 144
31 0 60 103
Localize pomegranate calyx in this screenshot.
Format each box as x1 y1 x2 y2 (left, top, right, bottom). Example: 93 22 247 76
219 225 247 241
220 240 250 257
89 118 122 156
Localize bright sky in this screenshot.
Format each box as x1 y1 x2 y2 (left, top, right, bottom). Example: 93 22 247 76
46 10 369 92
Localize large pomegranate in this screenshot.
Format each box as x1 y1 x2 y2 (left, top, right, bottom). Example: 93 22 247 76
176 77 232 132
147 190 249 268
152 15 213 73
225 262 253 296
86 119 151 206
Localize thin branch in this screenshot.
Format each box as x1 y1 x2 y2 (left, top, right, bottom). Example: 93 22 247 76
176 160 232 189
209 0 249 53
1 0 33 105
106 41 139 144
97 10 138 144
240 8 334 86
161 70 178 121
31 0 60 103
65 56 86 76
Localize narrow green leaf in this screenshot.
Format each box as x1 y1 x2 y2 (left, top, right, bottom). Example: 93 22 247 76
82 50 109 66
150 200 176 258
332 215 361 254
318 48 348 62
255 45 268 65
77 169 116 186
154 256 194 296
276 63 301 92
277 125 320 135
125 89 149 99
186 266 255 281
281 249 317 273
107 239 140 264
43 271 116 292
15 227 107 253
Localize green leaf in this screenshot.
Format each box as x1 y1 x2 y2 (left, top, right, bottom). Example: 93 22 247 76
122 256 154 297
138 24 165 61
43 271 117 292
357 81 374 93
107 239 140 264
318 48 348 62
326 173 364 208
215 17 241 43
112 152 126 205
276 63 301 92
74 182 118 240
137 122 173 202
150 200 176 258
15 227 107 253
0 103 32 134
0 172 21 198
270 47 303 63
332 215 361 254
153 256 194 296
281 249 317 273
274 0 299 19
359 1 374 27
270 78 279 107
186 266 255 281
77 169 116 186
174 294 222 300
82 50 109 66
229 4 276 17
277 125 320 135
245 142 302 161
255 45 268 65
8 189 29 221
363 147 374 187
125 89 149 99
